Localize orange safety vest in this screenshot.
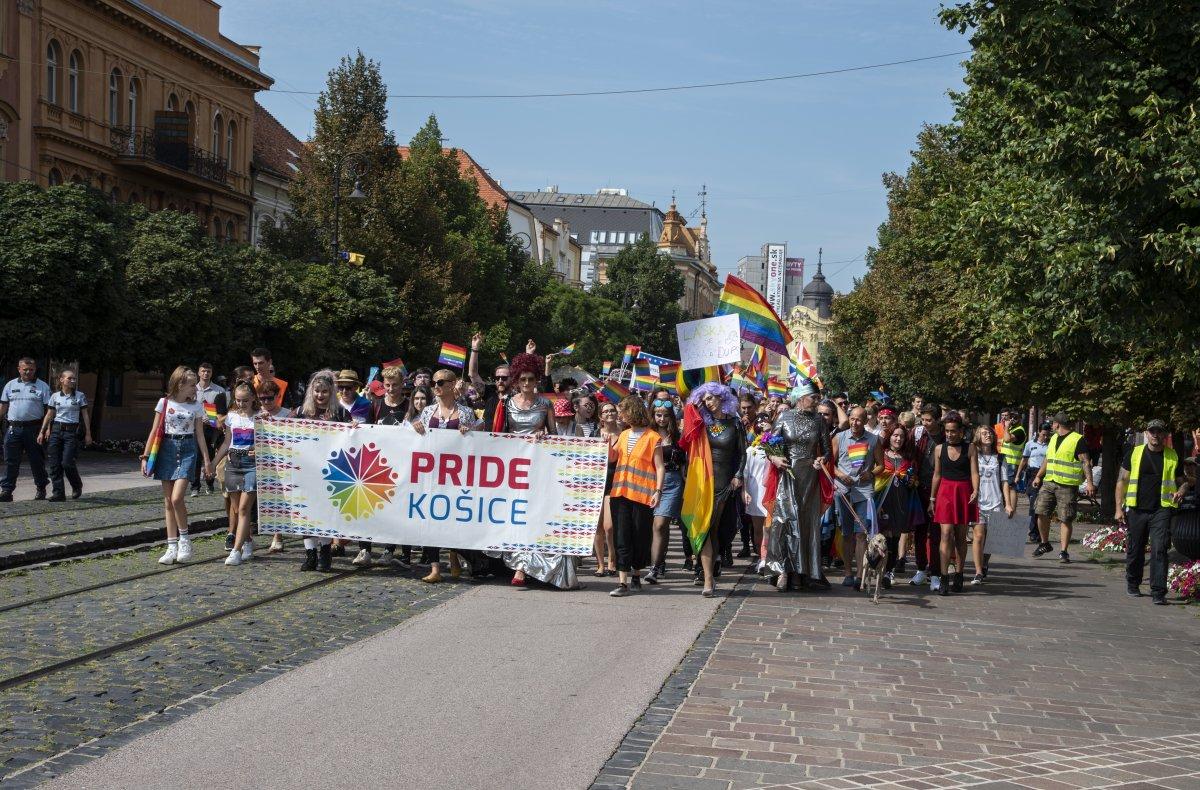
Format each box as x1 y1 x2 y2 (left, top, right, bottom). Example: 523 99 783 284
611 429 660 506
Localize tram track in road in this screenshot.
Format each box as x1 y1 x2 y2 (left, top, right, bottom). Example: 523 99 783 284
0 506 227 548
0 537 302 614
0 488 162 522
0 565 365 693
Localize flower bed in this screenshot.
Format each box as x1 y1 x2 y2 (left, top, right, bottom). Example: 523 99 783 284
1082 524 1127 553
1168 560 1200 602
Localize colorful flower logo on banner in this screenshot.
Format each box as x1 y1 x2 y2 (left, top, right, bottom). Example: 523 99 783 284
322 443 398 520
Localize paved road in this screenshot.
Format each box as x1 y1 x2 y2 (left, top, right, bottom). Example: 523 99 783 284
614 540 1200 790
41 569 726 790
7 453 145 502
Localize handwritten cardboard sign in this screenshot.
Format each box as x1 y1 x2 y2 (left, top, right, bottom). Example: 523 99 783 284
676 314 742 371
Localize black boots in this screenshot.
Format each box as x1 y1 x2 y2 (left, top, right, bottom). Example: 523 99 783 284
952 572 964 593
301 548 318 571
317 543 333 572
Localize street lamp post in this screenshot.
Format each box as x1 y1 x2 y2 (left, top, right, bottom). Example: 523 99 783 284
330 152 368 263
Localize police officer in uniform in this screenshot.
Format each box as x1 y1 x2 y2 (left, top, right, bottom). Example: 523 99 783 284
0 357 52 501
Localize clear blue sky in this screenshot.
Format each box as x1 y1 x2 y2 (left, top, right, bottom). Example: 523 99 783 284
223 1 967 293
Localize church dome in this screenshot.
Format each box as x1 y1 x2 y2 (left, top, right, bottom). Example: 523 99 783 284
801 258 833 319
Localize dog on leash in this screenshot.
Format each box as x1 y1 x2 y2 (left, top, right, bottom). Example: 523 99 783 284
862 533 890 604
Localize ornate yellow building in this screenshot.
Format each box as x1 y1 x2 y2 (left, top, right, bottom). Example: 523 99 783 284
786 257 834 364
655 200 720 318
0 0 272 241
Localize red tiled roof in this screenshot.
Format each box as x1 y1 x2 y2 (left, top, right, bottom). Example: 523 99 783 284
397 145 509 210
253 102 303 179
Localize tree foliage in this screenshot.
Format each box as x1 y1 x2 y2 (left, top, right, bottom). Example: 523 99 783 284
594 236 687 359
829 1 1200 427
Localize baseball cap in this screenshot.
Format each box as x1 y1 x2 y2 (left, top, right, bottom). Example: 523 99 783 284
1146 418 1169 432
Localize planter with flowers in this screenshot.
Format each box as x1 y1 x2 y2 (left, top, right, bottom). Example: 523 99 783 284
1082 523 1127 556
1168 560 1200 602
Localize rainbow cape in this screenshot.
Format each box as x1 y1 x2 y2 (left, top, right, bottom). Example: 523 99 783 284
716 274 794 357
679 402 714 555
438 342 467 368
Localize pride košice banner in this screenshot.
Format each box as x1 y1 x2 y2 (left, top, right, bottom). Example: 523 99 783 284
256 419 606 555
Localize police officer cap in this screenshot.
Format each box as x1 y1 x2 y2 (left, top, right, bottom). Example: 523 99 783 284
1146 418 1169 432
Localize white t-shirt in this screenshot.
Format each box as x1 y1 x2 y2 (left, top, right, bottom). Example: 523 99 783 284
156 398 204 436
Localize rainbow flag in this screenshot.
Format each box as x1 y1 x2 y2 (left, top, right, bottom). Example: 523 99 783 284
767 377 788 398
716 274 794 356
746 362 766 391
679 366 720 399
679 403 715 555
382 356 408 377
848 439 869 470
621 344 640 368
202 400 219 428
632 359 656 392
794 343 823 388
438 342 467 368
600 378 630 404
657 362 681 393
601 360 612 376
748 344 765 372
143 404 165 477
556 343 576 356
729 372 755 392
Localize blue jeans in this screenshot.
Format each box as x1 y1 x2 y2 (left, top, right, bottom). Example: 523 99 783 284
2 423 49 493
46 425 82 496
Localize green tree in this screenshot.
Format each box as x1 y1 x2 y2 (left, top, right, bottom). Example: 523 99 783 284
0 182 123 367
594 236 687 358
528 282 636 373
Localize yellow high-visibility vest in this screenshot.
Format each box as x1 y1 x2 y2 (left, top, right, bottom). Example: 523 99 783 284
1000 425 1027 469
1125 444 1178 509
1045 431 1085 486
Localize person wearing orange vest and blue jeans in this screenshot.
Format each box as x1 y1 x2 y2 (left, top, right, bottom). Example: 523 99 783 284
609 396 665 598
1032 412 1095 563
1115 419 1188 604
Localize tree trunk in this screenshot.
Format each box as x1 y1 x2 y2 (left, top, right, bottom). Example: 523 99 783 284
91 368 109 442
1098 423 1123 522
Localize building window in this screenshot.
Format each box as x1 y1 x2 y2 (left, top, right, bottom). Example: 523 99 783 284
226 119 236 166
211 112 223 157
225 219 235 243
48 168 63 186
212 217 222 240
589 231 599 244
108 68 122 125
127 78 139 127
68 51 81 112
184 100 196 144
167 93 178 111
617 232 626 244
46 41 61 105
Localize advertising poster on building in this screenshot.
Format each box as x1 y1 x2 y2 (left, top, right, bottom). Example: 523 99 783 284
765 244 786 317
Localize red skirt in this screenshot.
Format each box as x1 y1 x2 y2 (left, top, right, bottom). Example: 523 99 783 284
933 478 978 525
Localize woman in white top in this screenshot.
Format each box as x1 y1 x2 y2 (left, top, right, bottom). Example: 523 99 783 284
970 425 1012 585
212 383 260 566
741 412 774 566
141 366 212 565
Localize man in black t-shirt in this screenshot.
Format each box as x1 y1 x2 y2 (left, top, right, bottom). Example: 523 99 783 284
1115 419 1189 604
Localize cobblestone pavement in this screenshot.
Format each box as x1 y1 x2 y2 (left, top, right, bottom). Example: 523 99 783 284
609 533 1200 790
0 534 468 784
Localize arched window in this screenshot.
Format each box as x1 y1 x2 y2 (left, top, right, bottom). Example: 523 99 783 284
68 51 81 113
226 119 236 166
184 100 196 145
48 168 63 186
167 93 178 112
211 112 223 157
212 217 222 240
46 41 61 105
108 68 122 125
110 186 120 203
225 219 235 243
127 78 139 128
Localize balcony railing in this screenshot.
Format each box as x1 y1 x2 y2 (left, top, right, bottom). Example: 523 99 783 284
109 126 228 187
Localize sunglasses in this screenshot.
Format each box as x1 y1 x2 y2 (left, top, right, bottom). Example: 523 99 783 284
494 375 509 381
652 399 672 409
337 385 356 391
433 379 454 387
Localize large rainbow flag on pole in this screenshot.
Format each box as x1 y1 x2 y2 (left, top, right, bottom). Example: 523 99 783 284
437 342 467 368
632 359 656 392
715 274 794 357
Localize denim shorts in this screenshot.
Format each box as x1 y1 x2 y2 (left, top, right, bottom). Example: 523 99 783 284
224 451 256 493
836 497 871 537
154 435 197 481
654 469 684 519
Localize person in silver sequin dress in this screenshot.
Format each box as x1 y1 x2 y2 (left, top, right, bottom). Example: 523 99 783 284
764 381 832 591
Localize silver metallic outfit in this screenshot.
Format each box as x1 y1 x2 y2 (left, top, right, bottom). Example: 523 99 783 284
487 395 579 589
764 407 831 580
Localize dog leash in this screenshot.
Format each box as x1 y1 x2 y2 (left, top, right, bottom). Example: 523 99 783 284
820 465 871 532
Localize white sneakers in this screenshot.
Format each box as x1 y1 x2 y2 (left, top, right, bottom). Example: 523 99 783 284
910 570 928 585
224 548 242 566
241 540 253 561
352 549 373 566
930 575 942 592
158 544 178 565
176 535 193 562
